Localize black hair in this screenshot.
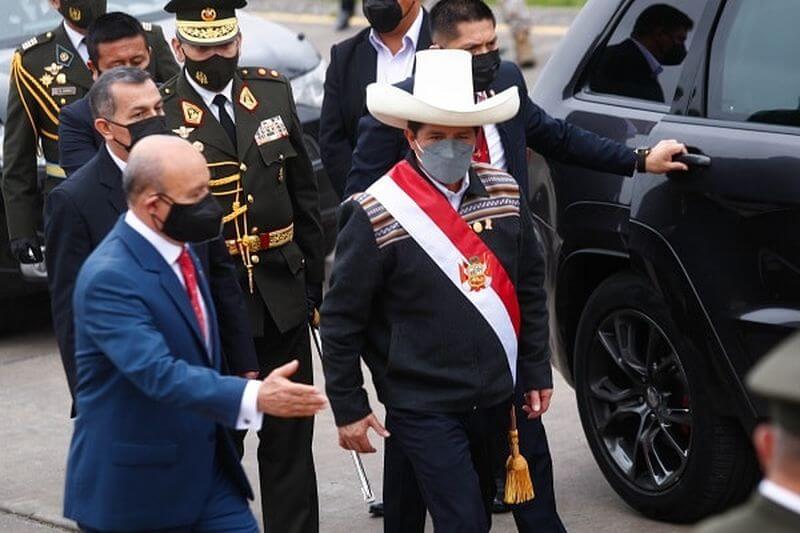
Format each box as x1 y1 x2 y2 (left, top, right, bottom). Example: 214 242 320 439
407 121 424 135
86 12 148 66
632 4 694 38
88 66 153 119
430 0 496 42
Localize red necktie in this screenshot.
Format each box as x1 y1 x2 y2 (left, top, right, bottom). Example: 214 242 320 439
177 248 207 340
473 92 491 164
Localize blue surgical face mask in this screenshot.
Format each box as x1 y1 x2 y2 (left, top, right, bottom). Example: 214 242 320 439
414 139 473 185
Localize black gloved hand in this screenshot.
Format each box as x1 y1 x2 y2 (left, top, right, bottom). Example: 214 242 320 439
10 237 43 264
306 282 323 325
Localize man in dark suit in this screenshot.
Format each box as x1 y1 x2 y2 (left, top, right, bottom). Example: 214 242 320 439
45 67 258 411
589 4 694 102
345 1 689 531
64 134 327 532
697 333 800 533
348 0 689 200
320 0 432 198
59 12 165 176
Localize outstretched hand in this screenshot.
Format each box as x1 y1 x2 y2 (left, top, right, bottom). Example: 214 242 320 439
257 360 327 418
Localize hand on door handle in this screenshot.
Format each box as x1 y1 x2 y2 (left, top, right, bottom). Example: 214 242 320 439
674 153 712 168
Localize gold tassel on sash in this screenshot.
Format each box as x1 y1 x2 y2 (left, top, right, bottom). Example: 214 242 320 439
504 406 534 504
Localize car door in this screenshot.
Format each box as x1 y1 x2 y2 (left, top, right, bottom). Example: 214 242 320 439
632 0 800 415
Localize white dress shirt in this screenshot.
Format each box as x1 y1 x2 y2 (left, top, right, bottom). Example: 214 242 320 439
759 480 800 515
369 8 425 85
63 21 90 66
123 210 262 430
631 38 664 77
106 144 127 172
185 73 236 125
476 91 507 171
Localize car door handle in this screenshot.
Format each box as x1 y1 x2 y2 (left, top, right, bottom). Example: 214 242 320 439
674 153 711 168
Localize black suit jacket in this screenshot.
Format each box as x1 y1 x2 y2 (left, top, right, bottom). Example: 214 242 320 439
346 61 638 197
589 38 665 102
58 96 103 176
319 10 432 197
44 147 258 404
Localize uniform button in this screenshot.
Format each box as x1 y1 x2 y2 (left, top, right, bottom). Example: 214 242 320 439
242 69 249 76
257 67 267 77
164 88 171 94
46 32 53 38
60 98 67 105
247 194 254 204
240 162 247 172
270 69 279 78
251 255 260 264
251 227 259 234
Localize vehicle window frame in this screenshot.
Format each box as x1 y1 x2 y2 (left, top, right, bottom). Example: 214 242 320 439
572 0 715 114
696 0 800 135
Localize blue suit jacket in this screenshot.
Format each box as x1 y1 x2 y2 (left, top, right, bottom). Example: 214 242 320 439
346 61 637 197
63 217 252 530
58 96 103 176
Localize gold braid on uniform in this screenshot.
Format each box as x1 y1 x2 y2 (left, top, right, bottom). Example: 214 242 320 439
207 160 256 292
10 51 61 149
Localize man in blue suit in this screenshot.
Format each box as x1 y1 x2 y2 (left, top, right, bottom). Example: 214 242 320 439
64 135 327 532
345 0 688 199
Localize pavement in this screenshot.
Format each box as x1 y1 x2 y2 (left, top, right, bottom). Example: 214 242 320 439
0 5 689 533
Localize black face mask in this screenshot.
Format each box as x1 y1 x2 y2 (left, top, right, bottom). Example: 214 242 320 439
59 0 107 30
363 0 406 34
472 49 501 93
155 193 223 244
109 115 169 152
661 43 687 66
184 53 239 93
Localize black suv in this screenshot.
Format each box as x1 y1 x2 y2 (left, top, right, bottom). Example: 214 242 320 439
529 0 799 523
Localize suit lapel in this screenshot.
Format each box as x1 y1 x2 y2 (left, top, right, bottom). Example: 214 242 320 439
177 74 238 159
417 10 432 51
96 147 126 214
52 25 93 91
233 75 261 162
355 37 377 115
117 220 208 355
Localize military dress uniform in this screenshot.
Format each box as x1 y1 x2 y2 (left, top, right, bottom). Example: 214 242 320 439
2 16 178 255
160 3 324 532
696 333 800 533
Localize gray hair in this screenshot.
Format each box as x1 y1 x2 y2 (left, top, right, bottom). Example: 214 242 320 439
88 66 153 120
122 135 169 200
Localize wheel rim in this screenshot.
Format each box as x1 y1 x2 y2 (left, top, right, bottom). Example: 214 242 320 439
585 309 693 492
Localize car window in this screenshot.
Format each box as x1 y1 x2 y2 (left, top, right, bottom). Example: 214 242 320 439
707 0 800 128
584 0 707 105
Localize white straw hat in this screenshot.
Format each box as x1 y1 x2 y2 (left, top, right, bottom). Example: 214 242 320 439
366 49 520 130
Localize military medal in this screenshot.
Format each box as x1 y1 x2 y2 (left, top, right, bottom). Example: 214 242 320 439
172 126 195 139
56 73 67 85
192 141 204 152
181 101 204 126
44 62 62 76
254 116 289 146
39 74 54 88
459 254 491 292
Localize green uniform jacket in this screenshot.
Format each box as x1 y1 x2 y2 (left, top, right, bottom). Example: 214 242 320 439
2 21 178 242
160 68 324 336
696 494 800 533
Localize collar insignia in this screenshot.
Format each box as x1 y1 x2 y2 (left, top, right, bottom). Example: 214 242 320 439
238 85 258 112
181 100 204 126
55 45 74 67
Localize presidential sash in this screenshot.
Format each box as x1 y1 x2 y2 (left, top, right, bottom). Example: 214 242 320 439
367 160 521 382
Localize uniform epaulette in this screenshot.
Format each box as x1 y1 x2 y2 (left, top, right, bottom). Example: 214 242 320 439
18 29 54 54
239 66 287 83
160 77 179 100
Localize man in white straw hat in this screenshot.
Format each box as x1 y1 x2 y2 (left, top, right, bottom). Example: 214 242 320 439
321 48 548 533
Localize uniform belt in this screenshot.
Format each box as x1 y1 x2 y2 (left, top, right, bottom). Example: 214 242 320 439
45 162 66 179
226 224 294 255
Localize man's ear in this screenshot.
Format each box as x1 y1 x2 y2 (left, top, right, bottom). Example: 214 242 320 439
94 118 114 142
88 60 100 81
753 423 776 474
403 128 416 149
171 38 185 63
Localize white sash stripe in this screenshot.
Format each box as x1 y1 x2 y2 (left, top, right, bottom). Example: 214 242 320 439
368 176 518 383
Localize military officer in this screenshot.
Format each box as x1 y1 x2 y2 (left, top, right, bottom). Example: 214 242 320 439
2 0 179 265
697 333 800 533
160 2 324 532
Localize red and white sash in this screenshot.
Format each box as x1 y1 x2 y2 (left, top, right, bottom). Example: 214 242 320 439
367 161 521 382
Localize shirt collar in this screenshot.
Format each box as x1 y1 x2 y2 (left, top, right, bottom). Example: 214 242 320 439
105 144 127 172
63 21 85 54
631 38 664 76
759 480 800 515
369 8 424 56
124 210 184 267
184 70 234 110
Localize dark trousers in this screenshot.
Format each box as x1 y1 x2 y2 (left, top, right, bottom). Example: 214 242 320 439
506 384 567 533
234 317 319 533
383 403 510 533
341 0 354 13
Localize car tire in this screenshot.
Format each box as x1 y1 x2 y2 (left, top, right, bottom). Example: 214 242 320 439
574 271 758 523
